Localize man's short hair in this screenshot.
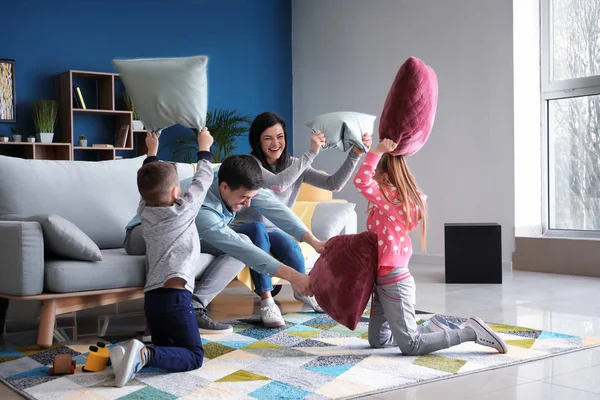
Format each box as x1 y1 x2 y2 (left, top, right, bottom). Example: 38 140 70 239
137 162 179 205
218 155 263 191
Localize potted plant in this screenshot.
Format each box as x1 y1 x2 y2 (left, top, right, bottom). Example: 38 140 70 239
79 135 88 147
0 135 8 143
27 135 36 143
171 109 253 163
10 127 22 142
124 92 143 131
33 100 58 143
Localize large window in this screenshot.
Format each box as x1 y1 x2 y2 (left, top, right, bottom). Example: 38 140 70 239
542 0 600 233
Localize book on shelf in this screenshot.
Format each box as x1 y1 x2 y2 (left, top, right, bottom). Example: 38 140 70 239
116 124 129 148
72 89 82 109
92 144 114 148
75 87 86 109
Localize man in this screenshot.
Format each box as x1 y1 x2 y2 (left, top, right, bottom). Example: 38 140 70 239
125 155 325 334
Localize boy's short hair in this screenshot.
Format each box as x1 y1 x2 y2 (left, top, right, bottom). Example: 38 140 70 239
218 155 263 191
137 162 179 205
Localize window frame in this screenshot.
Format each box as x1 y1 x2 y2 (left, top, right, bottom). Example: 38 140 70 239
540 0 600 237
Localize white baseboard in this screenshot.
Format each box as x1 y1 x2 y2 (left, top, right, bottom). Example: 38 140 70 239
411 254 513 271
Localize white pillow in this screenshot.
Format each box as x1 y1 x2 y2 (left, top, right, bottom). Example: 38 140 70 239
305 111 376 153
112 55 208 132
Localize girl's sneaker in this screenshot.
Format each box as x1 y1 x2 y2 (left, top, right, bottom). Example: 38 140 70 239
424 315 459 333
114 339 146 387
466 316 508 353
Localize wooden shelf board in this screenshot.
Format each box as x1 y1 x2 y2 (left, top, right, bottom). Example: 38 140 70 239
0 142 34 145
70 70 117 78
36 143 71 146
73 109 131 115
133 130 147 133
74 146 116 151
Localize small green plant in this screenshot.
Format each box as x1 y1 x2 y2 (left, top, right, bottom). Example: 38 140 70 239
171 109 253 163
79 135 86 140
10 127 21 136
123 92 140 120
0 135 7 138
33 100 58 133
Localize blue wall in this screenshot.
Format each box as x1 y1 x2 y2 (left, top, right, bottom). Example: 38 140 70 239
0 0 292 159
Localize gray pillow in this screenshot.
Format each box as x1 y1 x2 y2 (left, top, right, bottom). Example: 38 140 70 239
112 55 208 132
310 202 356 241
305 112 376 153
0 214 102 261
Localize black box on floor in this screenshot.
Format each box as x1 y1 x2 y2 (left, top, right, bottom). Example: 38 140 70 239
444 223 502 284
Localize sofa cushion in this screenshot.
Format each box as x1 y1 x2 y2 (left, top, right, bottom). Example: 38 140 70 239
112 55 208 132
309 231 378 330
44 249 216 293
1 214 102 261
0 155 146 249
379 56 438 157
310 202 356 241
305 112 375 153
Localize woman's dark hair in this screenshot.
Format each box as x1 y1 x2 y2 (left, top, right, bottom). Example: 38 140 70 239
249 112 290 173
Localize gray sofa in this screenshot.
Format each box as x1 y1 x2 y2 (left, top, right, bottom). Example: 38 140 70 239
0 154 357 349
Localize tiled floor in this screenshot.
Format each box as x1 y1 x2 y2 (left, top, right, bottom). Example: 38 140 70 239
2 264 600 399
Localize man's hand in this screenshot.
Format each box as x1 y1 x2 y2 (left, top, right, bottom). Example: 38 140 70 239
291 273 313 297
302 231 326 253
146 131 159 157
198 127 214 152
373 138 398 155
274 265 314 297
312 240 326 254
352 133 373 156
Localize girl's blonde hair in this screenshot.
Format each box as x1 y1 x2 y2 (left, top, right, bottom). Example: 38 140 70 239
375 153 427 251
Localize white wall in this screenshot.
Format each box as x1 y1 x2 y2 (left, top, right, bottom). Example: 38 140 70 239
292 0 515 264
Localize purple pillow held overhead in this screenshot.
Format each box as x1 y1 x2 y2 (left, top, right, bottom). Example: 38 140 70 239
379 57 438 157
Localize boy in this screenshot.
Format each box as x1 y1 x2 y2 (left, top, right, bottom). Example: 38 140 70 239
111 128 214 387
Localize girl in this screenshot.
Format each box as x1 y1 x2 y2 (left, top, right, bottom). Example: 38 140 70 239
354 138 507 356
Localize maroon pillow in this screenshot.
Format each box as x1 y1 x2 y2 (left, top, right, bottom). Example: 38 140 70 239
309 231 378 330
379 56 438 157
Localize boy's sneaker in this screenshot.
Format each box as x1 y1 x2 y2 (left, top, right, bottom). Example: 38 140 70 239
109 345 126 369
195 308 233 334
114 339 146 388
425 315 459 333
293 292 324 313
261 299 285 328
466 316 508 354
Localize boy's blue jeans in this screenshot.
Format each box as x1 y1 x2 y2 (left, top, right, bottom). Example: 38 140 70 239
145 288 204 372
233 222 305 295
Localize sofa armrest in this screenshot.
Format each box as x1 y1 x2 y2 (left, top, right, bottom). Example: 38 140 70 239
0 221 45 296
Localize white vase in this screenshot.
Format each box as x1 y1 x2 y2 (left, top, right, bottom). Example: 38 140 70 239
133 120 144 131
0 137 8 142
79 139 88 147
13 135 21 142
27 137 36 143
39 132 54 143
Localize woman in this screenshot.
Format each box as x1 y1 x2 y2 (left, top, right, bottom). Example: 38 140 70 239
231 111 372 328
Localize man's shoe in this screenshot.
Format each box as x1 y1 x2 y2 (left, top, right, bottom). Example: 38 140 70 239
196 308 233 334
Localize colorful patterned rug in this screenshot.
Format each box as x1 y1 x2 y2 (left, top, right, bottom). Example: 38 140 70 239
1 311 599 400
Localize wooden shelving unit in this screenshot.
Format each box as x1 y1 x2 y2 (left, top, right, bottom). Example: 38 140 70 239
1 69 139 162
56 70 136 161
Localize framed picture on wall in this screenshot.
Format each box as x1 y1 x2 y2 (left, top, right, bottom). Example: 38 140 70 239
0 59 16 124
